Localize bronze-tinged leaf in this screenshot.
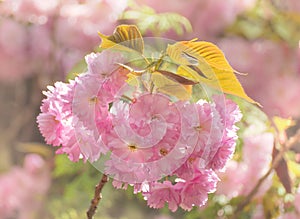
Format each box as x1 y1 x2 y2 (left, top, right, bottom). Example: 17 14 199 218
156 70 197 85
98 25 144 54
166 40 261 106
273 146 292 193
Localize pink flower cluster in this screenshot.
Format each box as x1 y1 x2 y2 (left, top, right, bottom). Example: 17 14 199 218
37 50 242 211
0 154 51 219
217 132 274 199
0 0 127 81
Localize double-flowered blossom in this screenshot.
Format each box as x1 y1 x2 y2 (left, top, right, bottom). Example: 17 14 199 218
37 40 242 211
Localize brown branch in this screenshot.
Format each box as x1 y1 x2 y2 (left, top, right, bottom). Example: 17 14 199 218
87 174 108 219
231 129 300 219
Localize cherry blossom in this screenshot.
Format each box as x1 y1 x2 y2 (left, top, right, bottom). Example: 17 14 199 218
0 154 50 219
217 132 274 199
37 42 242 210
0 0 128 81
144 181 181 212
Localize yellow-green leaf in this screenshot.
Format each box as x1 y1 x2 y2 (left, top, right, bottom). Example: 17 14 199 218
98 25 144 54
273 116 295 132
287 160 300 177
66 58 86 80
176 65 212 83
126 73 140 87
166 40 260 106
151 72 191 100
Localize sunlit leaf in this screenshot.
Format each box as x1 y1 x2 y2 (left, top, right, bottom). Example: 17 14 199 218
151 71 191 100
98 25 144 54
176 65 211 83
126 73 140 87
273 116 295 132
166 40 260 106
167 40 237 72
287 160 300 177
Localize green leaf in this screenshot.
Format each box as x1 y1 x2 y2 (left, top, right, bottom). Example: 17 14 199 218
53 155 85 178
121 6 192 36
66 58 86 81
288 160 300 177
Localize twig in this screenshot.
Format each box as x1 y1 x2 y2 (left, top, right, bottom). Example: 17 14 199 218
87 174 108 219
232 129 300 219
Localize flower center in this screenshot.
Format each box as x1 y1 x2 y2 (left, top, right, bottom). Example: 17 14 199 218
188 157 195 164
160 148 168 156
194 125 202 131
89 96 98 104
128 144 137 152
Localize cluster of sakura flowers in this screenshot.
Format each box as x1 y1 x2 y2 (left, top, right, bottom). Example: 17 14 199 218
37 49 242 211
0 0 127 81
0 154 50 219
217 132 274 199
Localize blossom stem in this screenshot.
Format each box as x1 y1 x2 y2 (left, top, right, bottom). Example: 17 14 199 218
231 129 300 219
121 95 135 103
86 174 109 219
